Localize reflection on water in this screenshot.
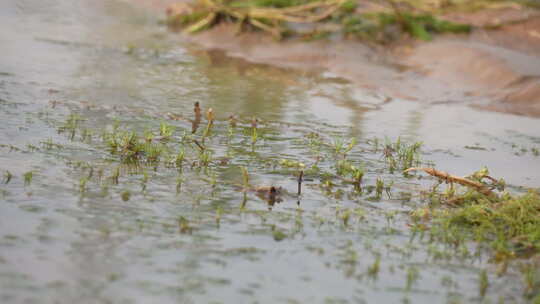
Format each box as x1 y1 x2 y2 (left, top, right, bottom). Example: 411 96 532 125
1 0 540 303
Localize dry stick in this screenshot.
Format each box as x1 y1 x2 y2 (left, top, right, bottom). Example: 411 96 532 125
190 0 345 38
194 101 201 117
280 0 342 13
192 102 202 134
250 18 282 39
404 167 497 198
186 12 217 33
247 4 342 23
193 139 205 151
297 170 304 196
235 14 247 35
207 0 343 18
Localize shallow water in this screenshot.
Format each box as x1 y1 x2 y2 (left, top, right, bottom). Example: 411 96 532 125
1 1 540 303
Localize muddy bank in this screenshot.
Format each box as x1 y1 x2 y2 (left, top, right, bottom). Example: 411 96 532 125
404 37 540 116
128 0 540 117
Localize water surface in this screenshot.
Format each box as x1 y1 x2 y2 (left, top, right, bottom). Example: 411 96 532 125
1 1 540 303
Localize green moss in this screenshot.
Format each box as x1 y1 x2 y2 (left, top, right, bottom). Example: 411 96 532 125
3 170 12 184
428 191 540 256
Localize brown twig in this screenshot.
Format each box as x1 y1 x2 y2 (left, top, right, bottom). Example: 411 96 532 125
176 0 346 39
297 170 304 196
404 167 497 198
193 139 205 151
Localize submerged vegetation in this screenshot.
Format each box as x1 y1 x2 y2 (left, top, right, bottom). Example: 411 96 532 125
165 0 476 41
4 0 540 302
409 166 540 262
45 100 540 270
3 98 540 301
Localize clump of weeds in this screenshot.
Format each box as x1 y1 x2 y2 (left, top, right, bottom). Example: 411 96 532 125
58 114 83 140
3 170 12 184
159 121 175 138
251 117 258 146
367 255 381 278
178 216 193 234
405 266 420 292
479 269 489 298
409 166 540 258
330 136 356 157
121 190 131 202
272 226 287 241
383 137 422 174
79 177 88 193
110 167 120 185
521 264 540 300
23 171 33 186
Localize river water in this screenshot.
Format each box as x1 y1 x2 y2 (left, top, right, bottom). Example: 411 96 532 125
1 1 540 303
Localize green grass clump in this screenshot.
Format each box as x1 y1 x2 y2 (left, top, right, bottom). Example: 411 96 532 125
104 130 168 165
428 190 540 256
339 0 357 13
377 12 471 41
23 171 33 186
3 170 12 184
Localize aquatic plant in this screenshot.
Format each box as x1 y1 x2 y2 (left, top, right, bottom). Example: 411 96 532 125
23 171 33 186
178 216 193 234
110 166 120 185
521 265 540 300
375 177 384 199
159 121 175 138
215 206 223 227
405 266 420 291
409 167 540 258
3 170 12 184
79 177 88 193
199 150 213 166
279 159 306 169
251 117 258 145
59 114 83 140
272 225 287 241
367 255 380 277
376 11 471 41
121 190 131 201
479 269 489 298
175 148 185 168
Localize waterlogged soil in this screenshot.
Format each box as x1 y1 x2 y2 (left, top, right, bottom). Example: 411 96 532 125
1 1 540 303
164 4 540 117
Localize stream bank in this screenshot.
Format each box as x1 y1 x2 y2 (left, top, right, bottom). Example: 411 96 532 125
140 0 540 117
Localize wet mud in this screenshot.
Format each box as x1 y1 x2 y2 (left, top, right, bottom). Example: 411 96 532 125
140 0 540 117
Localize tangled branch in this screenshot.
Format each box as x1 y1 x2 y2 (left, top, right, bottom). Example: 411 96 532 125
404 167 498 199
168 0 346 39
